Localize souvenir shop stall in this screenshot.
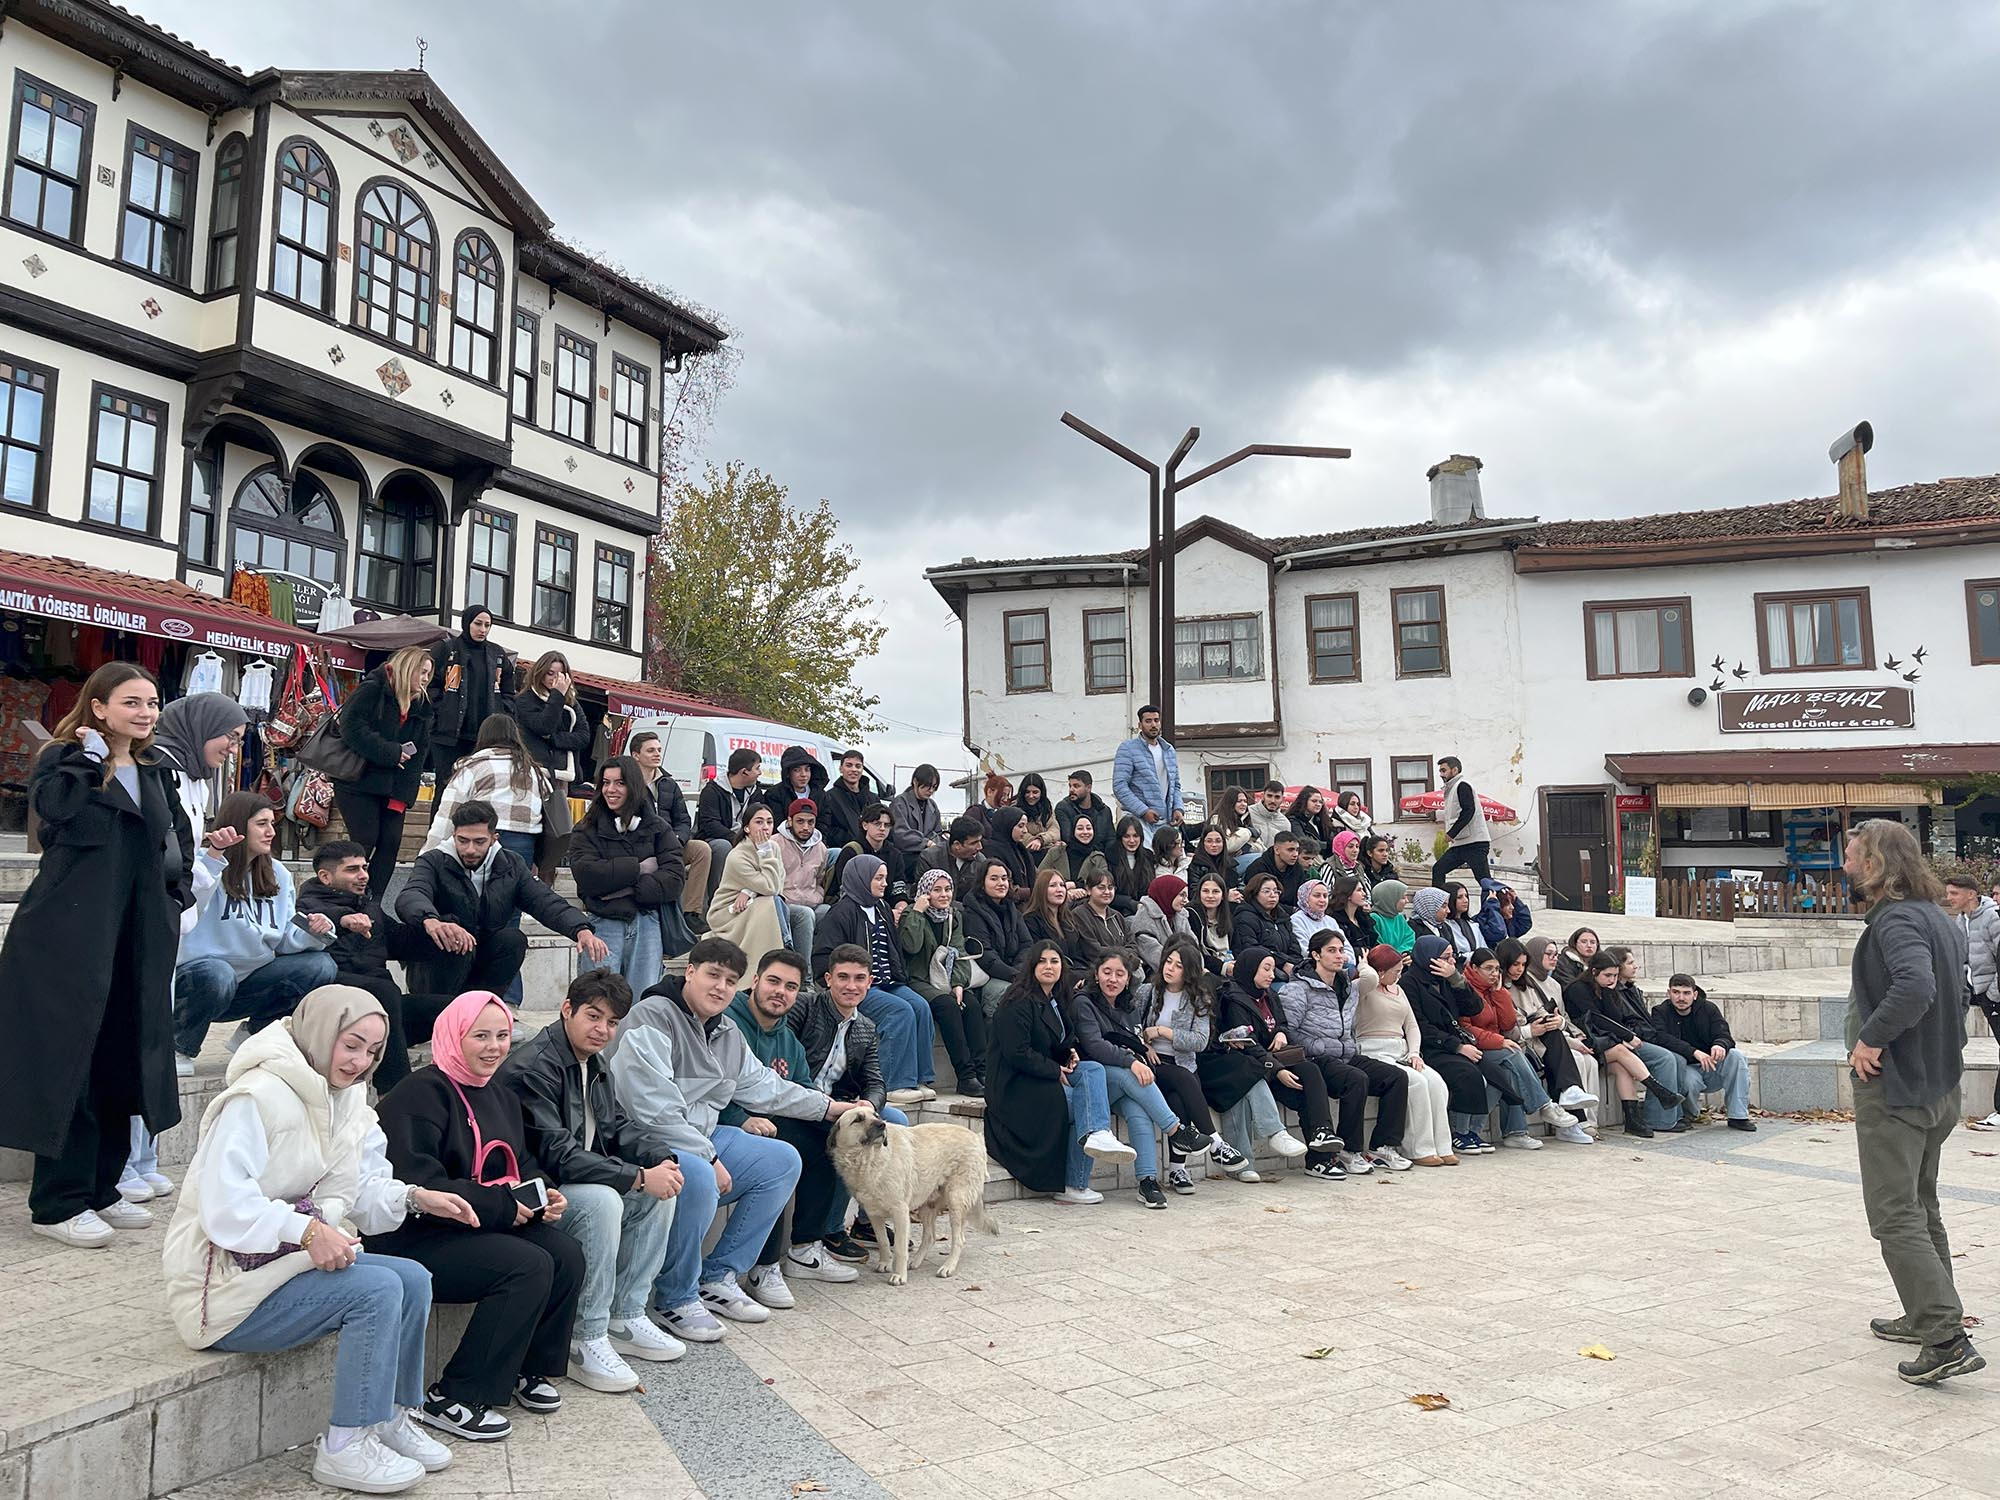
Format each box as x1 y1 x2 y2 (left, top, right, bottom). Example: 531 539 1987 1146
0 548 364 837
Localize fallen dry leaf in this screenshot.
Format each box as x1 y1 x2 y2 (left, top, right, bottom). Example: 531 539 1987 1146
962 1284 984 1292
1264 1205 1292 1214
1808 1136 1830 1143
1398 1281 1423 1291
1301 1347 1335 1360
791 1484 829 1496
1972 1151 1999 1158
1966 1315 1984 1328
1408 1392 1452 1411
1578 1344 1618 1361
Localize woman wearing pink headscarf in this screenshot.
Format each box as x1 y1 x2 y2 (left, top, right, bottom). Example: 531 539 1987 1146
370 993 583 1444
1317 829 1363 886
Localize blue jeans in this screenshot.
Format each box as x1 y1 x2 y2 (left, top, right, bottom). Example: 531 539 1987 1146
1102 1066 1181 1179
593 914 663 995
497 831 537 1003
861 985 935 1090
1689 1049 1752 1119
821 1105 906 1237
173 950 338 1059
559 1182 676 1340
783 900 816 962
1636 1042 1702 1128
123 1118 158 1185
652 1125 801 1308
1479 1047 1553 1136
214 1254 431 1428
1219 1082 1286 1158
1062 1059 1111 1190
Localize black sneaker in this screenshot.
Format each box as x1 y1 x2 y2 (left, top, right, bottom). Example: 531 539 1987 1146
958 1074 986 1099
1727 1118 1758 1132
512 1374 562 1413
1870 1315 1923 1345
822 1229 869 1262
1304 1159 1346 1180
684 910 709 935
1665 1119 1692 1134
1208 1138 1246 1168
1166 1165 1196 1196
849 1215 877 1245
1167 1121 1209 1157
418 1385 512 1442
1306 1127 1341 1153
1136 1176 1168 1210
1897 1336 1985 1385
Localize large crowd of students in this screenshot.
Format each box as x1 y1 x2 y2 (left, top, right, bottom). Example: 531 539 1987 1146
2 673 1993 1493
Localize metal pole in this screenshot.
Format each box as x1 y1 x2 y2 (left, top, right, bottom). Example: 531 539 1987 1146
1159 427 1200 743
1146 467 1161 708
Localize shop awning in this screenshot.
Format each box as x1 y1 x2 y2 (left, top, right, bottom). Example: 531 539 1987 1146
573 670 727 721
0 549 361 669
1607 744 2000 784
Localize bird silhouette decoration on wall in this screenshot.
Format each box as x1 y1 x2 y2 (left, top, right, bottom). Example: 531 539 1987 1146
1731 662 1748 680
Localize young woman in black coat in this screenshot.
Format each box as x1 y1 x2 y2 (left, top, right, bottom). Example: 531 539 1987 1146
963 857 1032 1016
1106 815 1156 915
1215 948 1337 1173
980 806 1038 899
1330 876 1380 956
1231 873 1304 978
510 651 593 875
1400 934 1500 1151
567 756 684 993
334 645 434 899
427 604 516 771
0 664 194 1247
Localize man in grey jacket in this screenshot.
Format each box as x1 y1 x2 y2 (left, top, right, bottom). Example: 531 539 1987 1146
608 936 862 1345
1843 821 1983 1385
1943 875 2000 1130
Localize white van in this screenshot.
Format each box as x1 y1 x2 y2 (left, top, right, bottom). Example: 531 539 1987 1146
615 713 892 801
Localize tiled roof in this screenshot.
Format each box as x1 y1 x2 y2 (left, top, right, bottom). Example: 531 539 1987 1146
1525 475 2000 548
0 548 295 628
930 515 1532 574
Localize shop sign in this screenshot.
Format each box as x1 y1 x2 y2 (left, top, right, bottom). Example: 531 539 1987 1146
0 572 358 668
1718 686 1913 734
1615 793 1653 813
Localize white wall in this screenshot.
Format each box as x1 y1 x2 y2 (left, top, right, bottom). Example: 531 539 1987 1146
1171 535 1277 727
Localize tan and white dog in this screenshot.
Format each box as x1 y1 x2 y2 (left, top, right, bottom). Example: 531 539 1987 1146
828 1104 996 1284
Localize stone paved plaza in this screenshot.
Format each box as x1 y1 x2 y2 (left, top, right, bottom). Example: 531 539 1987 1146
122 1113 2000 1500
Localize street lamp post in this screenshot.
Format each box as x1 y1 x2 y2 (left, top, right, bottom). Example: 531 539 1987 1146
1061 415 1351 743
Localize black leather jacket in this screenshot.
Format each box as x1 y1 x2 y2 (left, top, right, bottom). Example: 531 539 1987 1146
786 991 886 1110
493 1019 678 1190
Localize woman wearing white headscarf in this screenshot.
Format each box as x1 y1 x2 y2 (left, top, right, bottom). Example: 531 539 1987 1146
164 985 476 1495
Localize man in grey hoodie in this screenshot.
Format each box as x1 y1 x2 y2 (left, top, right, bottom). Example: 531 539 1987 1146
1943 875 2000 1130
1843 821 1983 1386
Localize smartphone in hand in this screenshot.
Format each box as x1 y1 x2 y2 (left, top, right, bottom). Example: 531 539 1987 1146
511 1178 549 1212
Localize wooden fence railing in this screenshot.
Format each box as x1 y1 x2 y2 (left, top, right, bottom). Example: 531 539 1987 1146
1655 876 1858 921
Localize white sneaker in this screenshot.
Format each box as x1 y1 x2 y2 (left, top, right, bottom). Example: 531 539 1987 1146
1536 1102 1579 1128
1081 1129 1136 1164
567 1336 640 1393
785 1243 860 1283
1224 1165 1262 1183
375 1411 452 1473
1500 1132 1544 1150
31 1209 114 1248
886 1088 928 1107
1555 1124 1596 1145
140 1172 175 1196
226 1022 253 1054
311 1432 424 1495
700 1272 770 1323
743 1263 795 1310
1335 1150 1373 1176
660 1300 725 1343
1266 1131 1308 1159
1558 1086 1599 1108
174 1054 195 1078
1969 1113 2000 1132
1371 1145 1414 1172
116 1175 153 1203
97 1199 153 1229
608 1315 685 1362
1054 1185 1103 1204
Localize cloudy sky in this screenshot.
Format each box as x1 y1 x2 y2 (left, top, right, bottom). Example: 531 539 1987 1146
154 0 2000 779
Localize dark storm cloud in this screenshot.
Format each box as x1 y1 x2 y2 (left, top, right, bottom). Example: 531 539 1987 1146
141 1 2000 760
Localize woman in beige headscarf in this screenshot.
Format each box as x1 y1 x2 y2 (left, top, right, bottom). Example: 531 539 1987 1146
164 986 475 1495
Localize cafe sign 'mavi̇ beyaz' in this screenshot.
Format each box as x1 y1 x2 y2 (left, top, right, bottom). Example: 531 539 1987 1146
1717 686 1916 734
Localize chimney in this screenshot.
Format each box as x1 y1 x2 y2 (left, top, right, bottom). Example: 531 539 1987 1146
1829 422 1873 520
1426 454 1485 526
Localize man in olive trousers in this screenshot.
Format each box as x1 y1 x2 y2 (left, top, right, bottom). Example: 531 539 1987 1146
1843 821 1983 1386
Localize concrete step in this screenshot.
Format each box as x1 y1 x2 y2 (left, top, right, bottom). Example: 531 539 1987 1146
1744 1037 1999 1113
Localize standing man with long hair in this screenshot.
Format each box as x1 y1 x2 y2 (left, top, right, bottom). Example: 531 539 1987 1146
1842 820 1984 1385
333 644 433 899
0 664 195 1247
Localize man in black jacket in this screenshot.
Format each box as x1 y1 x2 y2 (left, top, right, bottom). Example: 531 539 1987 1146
1650 975 1754 1130
394 800 609 998
296 840 446 1093
1243 833 1311 915
497 969 686 1390
761 745 829 825
696 748 763 901
1053 771 1115 862
920 817 986 891
790 944 899 1263
817 750 872 851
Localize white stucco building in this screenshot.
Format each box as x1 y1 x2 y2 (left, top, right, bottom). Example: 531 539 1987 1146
0 0 723 698
928 451 2000 910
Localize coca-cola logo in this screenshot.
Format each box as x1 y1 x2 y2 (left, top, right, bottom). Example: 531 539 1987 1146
159 617 194 638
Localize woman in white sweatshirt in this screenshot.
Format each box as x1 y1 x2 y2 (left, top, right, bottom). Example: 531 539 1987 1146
164 986 477 1495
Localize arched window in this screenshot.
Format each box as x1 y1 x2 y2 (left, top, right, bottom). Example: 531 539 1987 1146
448 232 503 383
271 139 336 312
353 181 435 353
355 477 439 611
206 134 247 292
229 468 343 589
